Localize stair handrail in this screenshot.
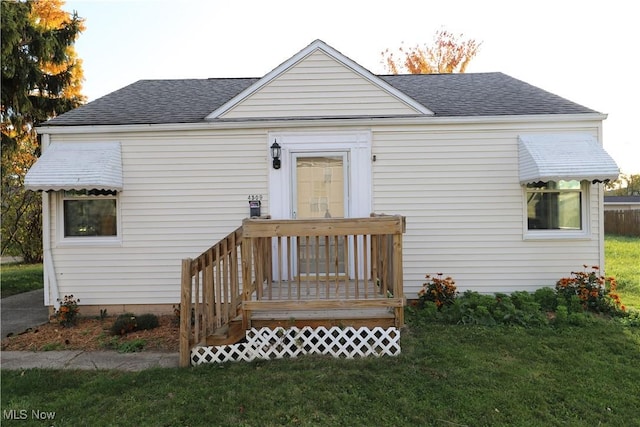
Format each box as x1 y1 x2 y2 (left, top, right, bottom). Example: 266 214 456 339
180 226 243 367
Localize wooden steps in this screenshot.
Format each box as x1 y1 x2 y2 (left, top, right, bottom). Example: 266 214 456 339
205 316 245 346
204 308 395 346
250 308 395 329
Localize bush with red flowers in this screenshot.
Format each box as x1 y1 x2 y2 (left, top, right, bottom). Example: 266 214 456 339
417 273 458 310
556 265 625 315
55 295 80 327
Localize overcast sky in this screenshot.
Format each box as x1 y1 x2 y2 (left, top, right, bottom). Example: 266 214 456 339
65 0 638 174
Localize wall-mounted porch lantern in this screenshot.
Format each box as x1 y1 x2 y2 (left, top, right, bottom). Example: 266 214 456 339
270 141 281 169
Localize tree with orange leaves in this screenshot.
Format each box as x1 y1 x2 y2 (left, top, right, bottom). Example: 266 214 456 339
1 0 85 262
382 29 482 74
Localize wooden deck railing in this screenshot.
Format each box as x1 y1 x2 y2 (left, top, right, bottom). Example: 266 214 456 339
179 226 243 366
180 215 405 367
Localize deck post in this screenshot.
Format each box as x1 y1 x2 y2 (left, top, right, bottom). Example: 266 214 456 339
241 233 253 330
392 232 404 327
179 258 193 368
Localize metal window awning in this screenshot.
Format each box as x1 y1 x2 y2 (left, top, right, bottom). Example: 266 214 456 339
518 134 619 184
24 142 123 191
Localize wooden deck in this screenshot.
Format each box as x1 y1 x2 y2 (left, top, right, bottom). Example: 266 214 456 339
179 215 406 367
248 279 396 326
254 277 388 301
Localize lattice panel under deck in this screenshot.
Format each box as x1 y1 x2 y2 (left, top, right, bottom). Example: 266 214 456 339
191 326 400 366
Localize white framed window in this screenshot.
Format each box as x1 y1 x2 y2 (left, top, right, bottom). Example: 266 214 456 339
57 190 121 245
524 180 589 239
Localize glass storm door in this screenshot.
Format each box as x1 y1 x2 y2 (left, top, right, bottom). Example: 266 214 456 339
292 153 349 276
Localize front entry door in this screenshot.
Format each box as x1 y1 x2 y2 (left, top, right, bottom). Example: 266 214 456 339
292 152 349 276
268 131 372 282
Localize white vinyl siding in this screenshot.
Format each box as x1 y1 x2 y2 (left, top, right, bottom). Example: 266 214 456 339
371 123 604 296
43 119 606 307
220 50 420 119
47 130 268 306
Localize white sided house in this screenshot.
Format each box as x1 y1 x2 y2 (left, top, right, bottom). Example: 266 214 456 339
26 40 619 318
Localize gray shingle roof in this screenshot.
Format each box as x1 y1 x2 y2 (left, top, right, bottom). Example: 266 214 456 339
46 78 259 126
44 72 598 126
604 196 640 204
380 73 596 116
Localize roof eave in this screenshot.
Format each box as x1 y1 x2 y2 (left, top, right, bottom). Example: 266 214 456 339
35 112 607 135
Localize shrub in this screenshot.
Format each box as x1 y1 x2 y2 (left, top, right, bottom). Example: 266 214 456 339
55 295 80 328
110 313 159 336
556 266 625 315
418 273 458 310
555 304 568 324
568 311 591 326
617 309 640 327
408 267 629 328
510 291 538 311
440 291 497 326
533 287 558 312
440 291 547 327
405 301 440 326
110 313 137 336
136 313 159 331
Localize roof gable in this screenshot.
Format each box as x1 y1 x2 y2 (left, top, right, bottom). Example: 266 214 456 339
206 39 433 120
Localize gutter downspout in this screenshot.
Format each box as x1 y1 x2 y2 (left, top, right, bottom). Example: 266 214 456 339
598 183 607 273
40 134 60 310
597 127 610 274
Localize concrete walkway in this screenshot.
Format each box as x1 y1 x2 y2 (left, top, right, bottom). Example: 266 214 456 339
1 289 50 338
1 350 179 371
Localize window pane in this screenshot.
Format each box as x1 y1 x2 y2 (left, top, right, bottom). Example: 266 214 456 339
558 192 581 229
527 191 581 230
557 180 580 190
295 155 346 275
64 199 117 237
296 156 344 219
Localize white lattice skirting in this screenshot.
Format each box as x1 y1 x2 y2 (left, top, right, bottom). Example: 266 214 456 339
191 326 400 366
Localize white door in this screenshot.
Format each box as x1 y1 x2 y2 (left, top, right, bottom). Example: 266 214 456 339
268 131 372 280
292 152 349 276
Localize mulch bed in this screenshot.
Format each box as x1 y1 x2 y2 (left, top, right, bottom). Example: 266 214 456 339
1 315 180 352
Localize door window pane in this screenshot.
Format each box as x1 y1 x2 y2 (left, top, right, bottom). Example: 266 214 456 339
296 156 344 219
295 155 346 275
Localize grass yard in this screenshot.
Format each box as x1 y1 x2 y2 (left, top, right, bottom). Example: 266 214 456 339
605 235 640 309
1 237 638 425
0 263 43 298
2 319 639 426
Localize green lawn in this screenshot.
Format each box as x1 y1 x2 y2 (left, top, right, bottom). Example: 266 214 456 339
2 320 639 426
605 235 640 309
1 238 639 425
0 263 43 298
